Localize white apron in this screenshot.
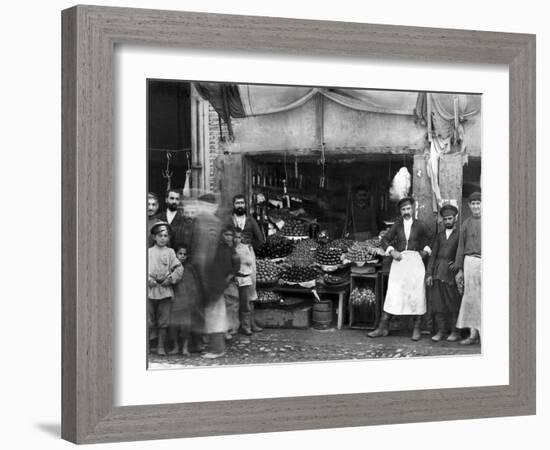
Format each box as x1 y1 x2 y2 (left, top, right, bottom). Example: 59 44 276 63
457 255 482 331
383 251 426 315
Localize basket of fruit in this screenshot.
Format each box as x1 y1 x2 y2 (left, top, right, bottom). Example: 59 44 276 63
315 244 345 271
256 234 295 259
343 239 383 266
350 287 377 306
285 238 319 267
256 259 283 287
280 265 321 288
256 289 284 304
281 218 309 239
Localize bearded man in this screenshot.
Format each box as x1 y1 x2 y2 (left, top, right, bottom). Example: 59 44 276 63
426 203 462 342
368 196 432 341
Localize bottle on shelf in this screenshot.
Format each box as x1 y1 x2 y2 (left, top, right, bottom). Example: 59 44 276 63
282 179 291 209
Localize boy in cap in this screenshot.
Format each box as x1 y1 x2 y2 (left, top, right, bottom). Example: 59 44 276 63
426 203 462 342
454 192 482 345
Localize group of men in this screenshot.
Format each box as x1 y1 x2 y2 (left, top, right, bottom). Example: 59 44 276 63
368 192 482 345
148 187 482 347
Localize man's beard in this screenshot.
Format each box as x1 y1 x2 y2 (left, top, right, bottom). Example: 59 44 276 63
402 213 411 220
167 202 178 211
444 222 454 229
233 207 246 216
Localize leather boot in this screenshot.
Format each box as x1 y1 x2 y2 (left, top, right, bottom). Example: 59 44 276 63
157 328 167 356
446 313 461 342
239 312 253 336
411 315 422 341
250 303 263 332
431 313 447 342
368 312 391 338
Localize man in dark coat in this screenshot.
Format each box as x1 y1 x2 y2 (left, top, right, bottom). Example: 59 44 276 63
155 188 186 247
368 196 432 341
229 194 265 251
426 203 462 342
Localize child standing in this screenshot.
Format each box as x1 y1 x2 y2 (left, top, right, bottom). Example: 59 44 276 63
168 244 200 356
232 229 262 335
148 222 183 356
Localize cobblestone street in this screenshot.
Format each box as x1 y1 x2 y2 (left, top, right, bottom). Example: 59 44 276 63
148 328 481 369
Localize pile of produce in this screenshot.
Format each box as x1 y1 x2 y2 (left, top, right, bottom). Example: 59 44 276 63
281 265 320 283
330 238 355 252
350 287 377 306
285 238 319 267
344 240 382 263
256 259 283 285
315 244 344 266
256 289 283 304
281 218 308 237
256 234 295 259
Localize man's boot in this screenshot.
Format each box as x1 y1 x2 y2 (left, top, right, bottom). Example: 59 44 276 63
157 328 167 356
446 313 461 342
368 312 391 338
411 315 422 341
250 303 263 332
431 313 447 342
239 312 253 336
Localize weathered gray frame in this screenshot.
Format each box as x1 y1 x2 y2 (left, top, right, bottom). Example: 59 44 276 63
62 5 536 444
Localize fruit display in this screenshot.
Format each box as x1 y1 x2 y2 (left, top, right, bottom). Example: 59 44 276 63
350 287 377 306
285 238 319 267
256 289 283 304
321 270 350 286
281 218 308 237
330 238 355 252
256 234 295 259
281 265 321 283
315 244 344 266
344 239 382 263
256 259 283 284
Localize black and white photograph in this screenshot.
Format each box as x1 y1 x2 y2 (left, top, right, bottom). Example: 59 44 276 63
146 80 482 368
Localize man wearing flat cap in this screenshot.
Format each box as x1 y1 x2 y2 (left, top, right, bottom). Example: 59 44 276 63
454 191 482 345
426 202 462 342
368 196 432 341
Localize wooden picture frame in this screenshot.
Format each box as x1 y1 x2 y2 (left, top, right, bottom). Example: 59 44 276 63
62 5 536 444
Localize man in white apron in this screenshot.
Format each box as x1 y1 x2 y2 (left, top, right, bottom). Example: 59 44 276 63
454 191 482 345
368 197 432 341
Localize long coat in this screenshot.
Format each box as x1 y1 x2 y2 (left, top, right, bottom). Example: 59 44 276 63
427 228 460 285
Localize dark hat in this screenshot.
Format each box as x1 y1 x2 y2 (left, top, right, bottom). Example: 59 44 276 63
397 196 415 209
468 191 481 202
150 222 171 235
439 202 459 216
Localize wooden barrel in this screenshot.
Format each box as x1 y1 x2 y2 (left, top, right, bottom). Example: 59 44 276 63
312 300 333 329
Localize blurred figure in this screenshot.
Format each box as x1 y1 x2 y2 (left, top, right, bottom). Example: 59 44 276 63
167 244 200 356
186 193 224 355
349 185 378 241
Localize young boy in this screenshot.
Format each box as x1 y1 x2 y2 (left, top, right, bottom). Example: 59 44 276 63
232 229 262 335
148 222 183 356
